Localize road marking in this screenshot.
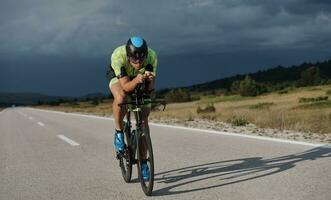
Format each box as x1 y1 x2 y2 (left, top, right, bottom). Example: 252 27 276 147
37 122 45 126
57 135 80 146
17 110 25 116
28 107 330 148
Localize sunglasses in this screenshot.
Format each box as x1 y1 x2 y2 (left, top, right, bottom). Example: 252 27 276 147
128 56 145 64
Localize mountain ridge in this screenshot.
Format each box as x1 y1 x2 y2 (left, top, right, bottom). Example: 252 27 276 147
1 58 330 106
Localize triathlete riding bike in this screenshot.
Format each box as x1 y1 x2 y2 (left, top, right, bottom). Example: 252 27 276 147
106 36 157 181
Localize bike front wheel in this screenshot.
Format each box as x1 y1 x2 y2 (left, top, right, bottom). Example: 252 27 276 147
137 131 154 196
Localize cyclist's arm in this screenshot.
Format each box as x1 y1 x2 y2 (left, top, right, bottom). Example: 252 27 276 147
119 76 140 93
145 62 156 92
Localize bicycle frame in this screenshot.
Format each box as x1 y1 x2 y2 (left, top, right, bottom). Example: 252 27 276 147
117 85 166 196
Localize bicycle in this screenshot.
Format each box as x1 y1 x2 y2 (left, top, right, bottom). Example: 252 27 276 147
116 84 166 196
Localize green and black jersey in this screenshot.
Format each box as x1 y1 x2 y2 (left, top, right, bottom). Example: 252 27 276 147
107 45 158 86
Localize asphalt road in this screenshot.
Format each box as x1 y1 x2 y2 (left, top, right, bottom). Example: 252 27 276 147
0 107 330 200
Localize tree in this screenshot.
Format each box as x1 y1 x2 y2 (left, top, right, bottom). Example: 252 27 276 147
92 98 99 105
230 80 241 94
239 75 259 96
165 88 191 103
298 66 321 86
57 98 65 104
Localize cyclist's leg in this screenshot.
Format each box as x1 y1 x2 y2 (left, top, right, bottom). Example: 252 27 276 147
109 79 128 131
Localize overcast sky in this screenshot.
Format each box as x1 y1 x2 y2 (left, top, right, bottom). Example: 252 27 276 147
1 0 331 96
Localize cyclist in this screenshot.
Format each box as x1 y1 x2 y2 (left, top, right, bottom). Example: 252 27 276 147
106 36 157 181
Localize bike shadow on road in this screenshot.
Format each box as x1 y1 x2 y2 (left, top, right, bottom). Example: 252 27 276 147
152 146 331 196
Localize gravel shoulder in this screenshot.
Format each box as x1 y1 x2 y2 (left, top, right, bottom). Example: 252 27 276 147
149 117 331 144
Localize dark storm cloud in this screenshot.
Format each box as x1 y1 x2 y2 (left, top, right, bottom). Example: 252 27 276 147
1 0 330 55
0 0 330 95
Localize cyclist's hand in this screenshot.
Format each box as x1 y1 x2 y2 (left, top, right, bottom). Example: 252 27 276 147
145 71 154 81
135 74 146 84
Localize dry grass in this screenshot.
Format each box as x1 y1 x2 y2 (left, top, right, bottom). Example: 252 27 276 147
151 85 331 134
36 84 331 135
36 100 113 116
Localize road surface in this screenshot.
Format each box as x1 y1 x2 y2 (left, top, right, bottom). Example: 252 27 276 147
0 107 330 200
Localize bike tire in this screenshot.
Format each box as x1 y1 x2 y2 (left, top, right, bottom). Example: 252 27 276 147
137 131 154 196
119 153 132 183
119 122 132 183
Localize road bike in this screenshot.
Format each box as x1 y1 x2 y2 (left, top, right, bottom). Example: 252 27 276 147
117 84 165 196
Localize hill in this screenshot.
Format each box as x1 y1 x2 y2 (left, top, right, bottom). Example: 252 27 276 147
1 59 330 106
182 59 331 92
0 93 71 106
0 92 108 106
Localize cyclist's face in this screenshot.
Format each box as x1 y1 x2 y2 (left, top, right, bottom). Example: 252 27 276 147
130 61 142 69
129 56 144 69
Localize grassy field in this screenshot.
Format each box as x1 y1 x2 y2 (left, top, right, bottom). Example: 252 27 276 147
35 84 331 135
36 100 113 116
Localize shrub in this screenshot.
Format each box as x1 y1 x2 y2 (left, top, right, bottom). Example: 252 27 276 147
200 114 216 120
298 96 328 103
165 88 191 103
295 100 331 109
249 102 274 109
228 116 249 126
187 113 194 121
48 101 60 106
68 102 79 106
278 90 288 94
57 99 66 104
197 103 216 114
326 89 331 95
91 98 100 105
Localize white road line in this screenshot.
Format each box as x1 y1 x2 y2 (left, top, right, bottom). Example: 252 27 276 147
37 122 45 126
57 135 80 146
149 123 330 147
17 110 25 116
28 107 330 148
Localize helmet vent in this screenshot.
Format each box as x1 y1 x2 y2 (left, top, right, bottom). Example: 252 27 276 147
130 36 143 48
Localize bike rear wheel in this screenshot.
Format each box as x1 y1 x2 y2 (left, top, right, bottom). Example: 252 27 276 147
119 122 132 183
119 151 132 182
137 131 154 196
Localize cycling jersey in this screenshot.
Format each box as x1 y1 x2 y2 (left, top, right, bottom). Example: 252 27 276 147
107 45 157 87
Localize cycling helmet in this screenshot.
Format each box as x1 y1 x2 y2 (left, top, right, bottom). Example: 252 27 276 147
126 36 148 60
